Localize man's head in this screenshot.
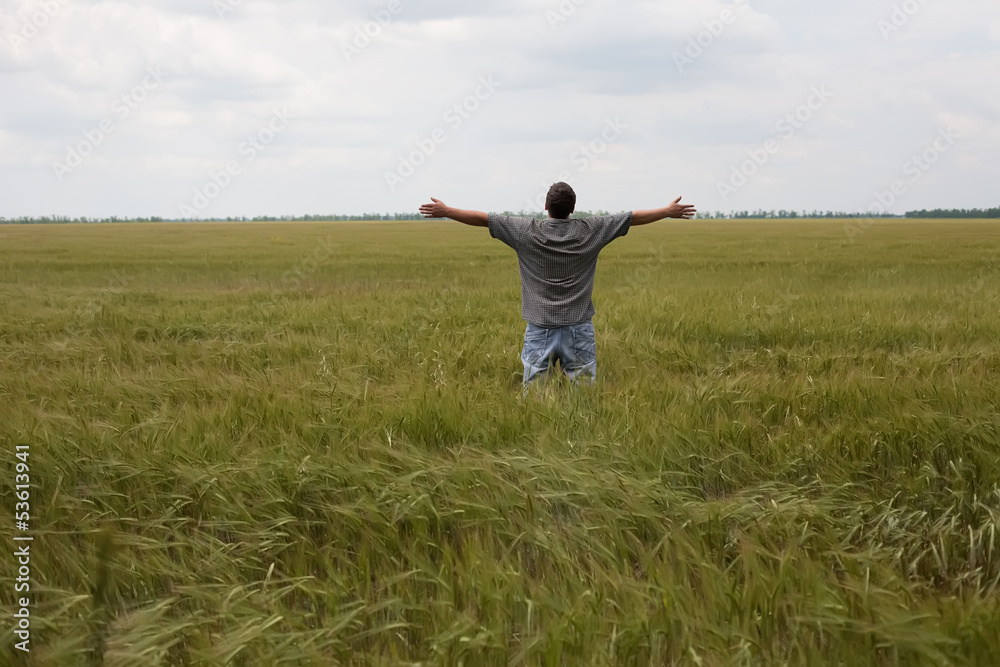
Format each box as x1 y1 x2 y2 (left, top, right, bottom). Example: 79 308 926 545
545 182 576 219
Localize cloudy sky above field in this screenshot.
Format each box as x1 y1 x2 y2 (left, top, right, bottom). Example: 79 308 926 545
1 0 998 218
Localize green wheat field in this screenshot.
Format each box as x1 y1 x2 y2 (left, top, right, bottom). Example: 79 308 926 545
1 219 999 665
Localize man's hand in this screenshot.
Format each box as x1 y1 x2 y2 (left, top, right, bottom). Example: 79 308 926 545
419 197 489 227
632 197 697 226
420 197 449 219
664 196 697 219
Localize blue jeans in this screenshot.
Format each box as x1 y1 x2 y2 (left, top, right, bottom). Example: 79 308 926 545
521 321 598 387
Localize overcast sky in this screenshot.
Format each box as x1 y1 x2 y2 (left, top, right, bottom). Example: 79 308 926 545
1 0 998 218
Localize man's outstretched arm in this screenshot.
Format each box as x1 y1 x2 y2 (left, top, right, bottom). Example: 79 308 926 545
632 196 697 226
419 198 488 227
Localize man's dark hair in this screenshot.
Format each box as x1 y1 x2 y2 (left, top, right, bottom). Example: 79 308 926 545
545 182 576 219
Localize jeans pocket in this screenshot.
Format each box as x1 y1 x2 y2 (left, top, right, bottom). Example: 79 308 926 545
523 327 549 365
571 324 596 362
525 325 548 342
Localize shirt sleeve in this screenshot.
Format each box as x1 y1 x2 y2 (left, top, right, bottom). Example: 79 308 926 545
487 213 527 250
592 211 632 247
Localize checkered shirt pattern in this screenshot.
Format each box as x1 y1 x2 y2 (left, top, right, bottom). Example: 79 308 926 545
487 211 632 327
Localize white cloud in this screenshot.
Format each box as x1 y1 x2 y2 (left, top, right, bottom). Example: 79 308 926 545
144 109 194 129
0 0 997 218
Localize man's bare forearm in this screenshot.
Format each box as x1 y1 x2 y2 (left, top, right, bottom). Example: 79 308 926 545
632 197 697 225
442 207 489 227
419 198 488 227
632 207 676 226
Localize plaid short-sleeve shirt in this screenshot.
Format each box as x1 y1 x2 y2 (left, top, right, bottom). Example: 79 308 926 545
487 211 632 328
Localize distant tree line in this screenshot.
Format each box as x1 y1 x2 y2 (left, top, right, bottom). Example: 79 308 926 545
903 207 1000 219
0 213 423 224
0 216 168 224
695 207 999 220
694 210 898 220
2 207 997 224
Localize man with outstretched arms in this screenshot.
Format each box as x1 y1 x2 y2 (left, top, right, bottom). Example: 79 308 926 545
419 182 696 389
